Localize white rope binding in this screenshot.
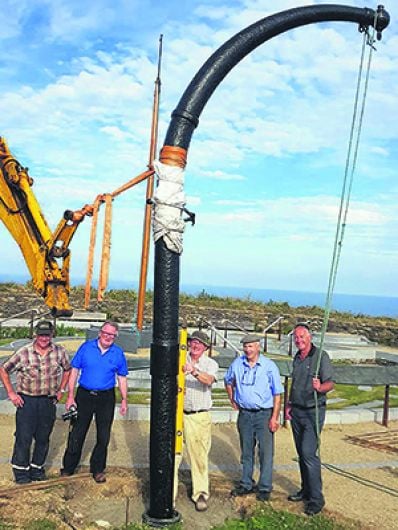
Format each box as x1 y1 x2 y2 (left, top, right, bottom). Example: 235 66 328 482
152 159 186 254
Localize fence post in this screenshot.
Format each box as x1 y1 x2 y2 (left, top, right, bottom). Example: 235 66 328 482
288 334 293 357
278 318 282 341
223 327 227 349
382 384 390 427
263 331 268 353
29 311 34 339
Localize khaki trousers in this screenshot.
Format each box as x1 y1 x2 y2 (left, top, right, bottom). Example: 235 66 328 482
174 411 212 503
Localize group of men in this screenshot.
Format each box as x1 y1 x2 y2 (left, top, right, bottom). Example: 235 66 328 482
177 324 334 517
0 319 334 518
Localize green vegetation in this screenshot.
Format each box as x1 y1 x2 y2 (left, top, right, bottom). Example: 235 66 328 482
23 520 58 530
328 384 398 410
114 505 354 530
211 505 353 529
113 385 398 409
0 281 397 345
0 324 85 341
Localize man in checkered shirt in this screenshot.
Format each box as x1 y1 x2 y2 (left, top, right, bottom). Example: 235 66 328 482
174 330 218 512
0 320 70 484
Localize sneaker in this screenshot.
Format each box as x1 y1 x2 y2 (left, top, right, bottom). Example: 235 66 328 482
231 485 254 497
195 494 208 512
305 501 325 516
288 490 306 502
256 491 270 501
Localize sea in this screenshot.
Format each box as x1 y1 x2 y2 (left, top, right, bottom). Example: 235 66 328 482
2 274 397 319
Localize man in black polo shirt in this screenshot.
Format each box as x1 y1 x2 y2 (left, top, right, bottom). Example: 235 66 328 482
287 324 334 516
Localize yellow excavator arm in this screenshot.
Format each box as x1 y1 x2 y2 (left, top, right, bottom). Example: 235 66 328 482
0 137 92 316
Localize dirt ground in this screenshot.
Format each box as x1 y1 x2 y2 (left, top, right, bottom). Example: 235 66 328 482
0 415 396 529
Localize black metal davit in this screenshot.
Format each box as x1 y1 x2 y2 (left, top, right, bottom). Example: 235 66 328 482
144 4 390 527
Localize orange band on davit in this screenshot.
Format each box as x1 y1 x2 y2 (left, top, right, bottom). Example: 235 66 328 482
159 146 187 168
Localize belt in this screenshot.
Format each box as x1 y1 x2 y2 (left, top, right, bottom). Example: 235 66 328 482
292 404 325 410
183 409 209 415
80 386 114 396
19 393 56 399
239 407 272 412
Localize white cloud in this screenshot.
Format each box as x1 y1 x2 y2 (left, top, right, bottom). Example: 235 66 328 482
0 0 397 299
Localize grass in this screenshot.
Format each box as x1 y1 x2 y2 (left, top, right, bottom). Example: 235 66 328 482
23 520 58 530
111 384 398 409
113 505 354 530
211 505 354 529
328 384 398 409
0 324 85 341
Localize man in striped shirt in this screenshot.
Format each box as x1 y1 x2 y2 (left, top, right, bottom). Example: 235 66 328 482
0 320 70 484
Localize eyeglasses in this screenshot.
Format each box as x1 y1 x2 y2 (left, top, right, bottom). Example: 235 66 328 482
241 365 258 386
100 331 117 338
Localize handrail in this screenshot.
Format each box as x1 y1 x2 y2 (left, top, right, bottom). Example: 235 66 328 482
263 315 283 334
0 307 42 326
0 307 52 339
199 317 241 356
222 319 248 333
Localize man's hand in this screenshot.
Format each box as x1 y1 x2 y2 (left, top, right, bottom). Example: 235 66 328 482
285 403 292 421
269 417 280 432
229 398 239 411
312 377 321 392
8 391 24 408
119 399 128 416
65 395 76 411
183 362 194 375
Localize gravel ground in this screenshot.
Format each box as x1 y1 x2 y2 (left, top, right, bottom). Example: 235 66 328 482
0 415 396 529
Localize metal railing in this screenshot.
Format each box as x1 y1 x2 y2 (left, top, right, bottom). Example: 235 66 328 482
0 307 52 339
198 317 241 356
262 315 283 353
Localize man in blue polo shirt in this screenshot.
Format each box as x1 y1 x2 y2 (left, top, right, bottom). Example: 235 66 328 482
61 321 128 483
225 334 283 501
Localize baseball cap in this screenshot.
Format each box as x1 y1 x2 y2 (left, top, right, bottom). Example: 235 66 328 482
35 320 54 336
188 330 210 347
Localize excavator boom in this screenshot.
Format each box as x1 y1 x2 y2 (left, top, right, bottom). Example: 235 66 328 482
0 137 83 316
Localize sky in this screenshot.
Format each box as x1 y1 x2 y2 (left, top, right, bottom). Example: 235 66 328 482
0 0 397 301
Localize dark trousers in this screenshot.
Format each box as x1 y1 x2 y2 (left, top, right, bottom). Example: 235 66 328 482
62 386 116 475
291 406 326 508
237 408 274 492
12 394 56 481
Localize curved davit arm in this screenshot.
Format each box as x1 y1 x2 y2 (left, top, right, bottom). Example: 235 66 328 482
165 4 390 150
147 4 390 525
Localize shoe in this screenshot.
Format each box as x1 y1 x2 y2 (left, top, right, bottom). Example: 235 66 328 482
256 491 270 501
231 485 254 497
60 469 74 477
15 477 31 485
93 472 106 483
305 501 325 516
30 472 47 481
288 490 305 502
195 494 208 512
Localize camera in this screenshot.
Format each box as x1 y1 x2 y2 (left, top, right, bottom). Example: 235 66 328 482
62 404 78 422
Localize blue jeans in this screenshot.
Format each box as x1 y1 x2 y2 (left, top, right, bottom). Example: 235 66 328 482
237 408 274 492
291 406 325 508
